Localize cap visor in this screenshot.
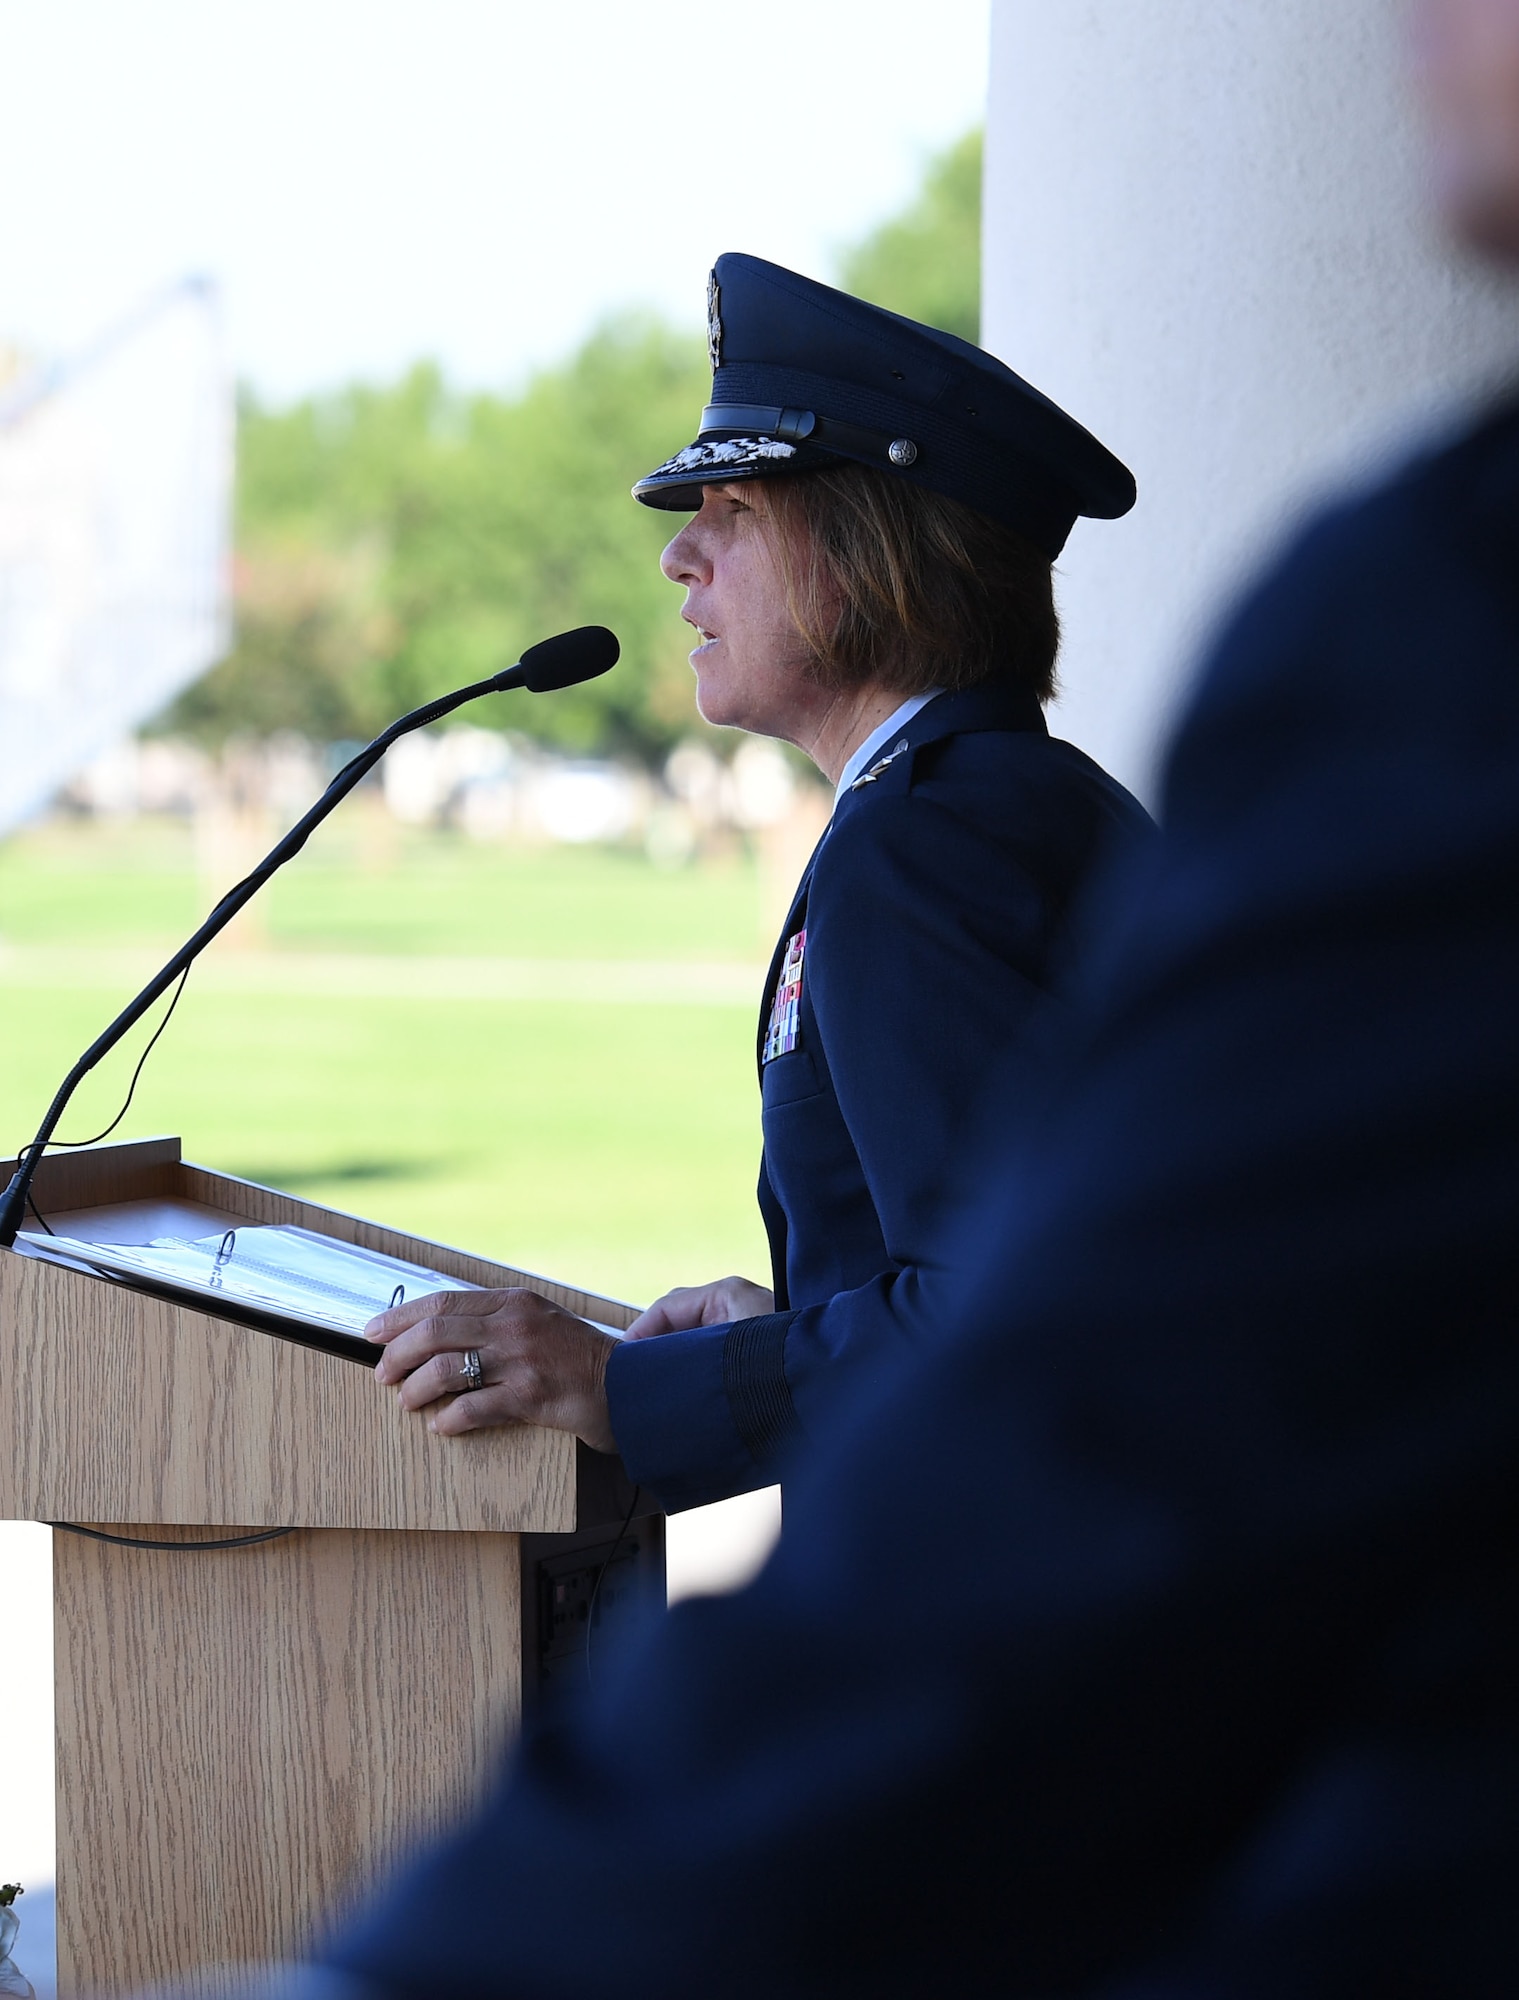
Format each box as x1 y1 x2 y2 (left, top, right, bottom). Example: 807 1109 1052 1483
633 433 830 509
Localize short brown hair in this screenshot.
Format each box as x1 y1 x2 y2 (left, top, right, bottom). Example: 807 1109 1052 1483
755 464 1060 700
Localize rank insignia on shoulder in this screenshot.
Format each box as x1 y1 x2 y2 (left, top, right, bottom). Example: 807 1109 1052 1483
850 737 911 791
762 927 806 1063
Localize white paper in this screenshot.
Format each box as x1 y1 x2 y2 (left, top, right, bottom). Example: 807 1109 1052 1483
19 1223 482 1340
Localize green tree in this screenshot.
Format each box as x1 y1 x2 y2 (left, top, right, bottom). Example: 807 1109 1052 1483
161 326 709 761
159 127 984 762
838 127 982 340
373 320 710 757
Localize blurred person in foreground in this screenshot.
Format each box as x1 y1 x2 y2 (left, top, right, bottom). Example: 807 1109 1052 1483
188 2 1519 1993
366 255 1149 1511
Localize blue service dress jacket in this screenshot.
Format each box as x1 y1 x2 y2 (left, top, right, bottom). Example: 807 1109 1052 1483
604 678 1150 1510
324 399 1519 1998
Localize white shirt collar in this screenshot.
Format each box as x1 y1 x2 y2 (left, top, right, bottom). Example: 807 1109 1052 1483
833 689 944 804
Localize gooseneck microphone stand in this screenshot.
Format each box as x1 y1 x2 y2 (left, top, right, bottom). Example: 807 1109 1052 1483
0 623 620 1247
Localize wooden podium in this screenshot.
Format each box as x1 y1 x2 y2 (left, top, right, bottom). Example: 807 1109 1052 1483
0 1136 663 1997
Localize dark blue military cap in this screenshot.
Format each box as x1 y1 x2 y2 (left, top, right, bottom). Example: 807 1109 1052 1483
633 252 1136 558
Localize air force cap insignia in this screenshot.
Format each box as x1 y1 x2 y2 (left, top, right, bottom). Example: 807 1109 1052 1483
634 252 1137 558
706 269 723 373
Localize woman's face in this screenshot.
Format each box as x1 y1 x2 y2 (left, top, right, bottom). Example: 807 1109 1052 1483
661 483 831 743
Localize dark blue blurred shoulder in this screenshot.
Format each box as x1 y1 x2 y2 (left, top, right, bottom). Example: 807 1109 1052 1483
1164 394 1519 824
1189 394 1519 675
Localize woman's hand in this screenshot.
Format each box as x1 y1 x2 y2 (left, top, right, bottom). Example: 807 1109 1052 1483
623 1275 775 1341
366 1288 619 1451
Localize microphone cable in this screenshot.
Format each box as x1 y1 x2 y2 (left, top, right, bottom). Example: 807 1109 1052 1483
0 624 618 1249
10 965 193 1238
49 1521 296 1553
11 965 192 1215
585 1483 645 1689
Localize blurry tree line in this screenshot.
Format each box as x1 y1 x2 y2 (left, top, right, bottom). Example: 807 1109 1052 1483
161 130 981 765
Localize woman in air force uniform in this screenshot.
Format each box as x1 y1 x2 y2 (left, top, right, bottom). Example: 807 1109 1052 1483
366 253 1150 1510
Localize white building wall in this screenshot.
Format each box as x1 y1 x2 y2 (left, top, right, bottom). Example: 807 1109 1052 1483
984 1 1519 804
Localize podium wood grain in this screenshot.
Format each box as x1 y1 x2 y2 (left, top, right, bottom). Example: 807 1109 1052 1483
0 1251 576 1533
53 1522 520 1993
0 1139 644 1996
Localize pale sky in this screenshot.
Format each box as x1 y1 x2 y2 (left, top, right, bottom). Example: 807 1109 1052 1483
0 0 991 401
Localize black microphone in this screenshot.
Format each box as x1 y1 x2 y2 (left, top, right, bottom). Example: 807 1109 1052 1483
507 625 620 693
0 625 619 1247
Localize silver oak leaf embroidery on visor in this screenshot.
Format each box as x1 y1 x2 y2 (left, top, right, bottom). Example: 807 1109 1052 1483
650 437 798 478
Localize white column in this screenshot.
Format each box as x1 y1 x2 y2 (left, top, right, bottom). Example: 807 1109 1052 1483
984 0 1519 802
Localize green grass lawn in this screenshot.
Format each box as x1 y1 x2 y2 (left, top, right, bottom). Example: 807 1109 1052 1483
0 816 774 1304
0 811 771 960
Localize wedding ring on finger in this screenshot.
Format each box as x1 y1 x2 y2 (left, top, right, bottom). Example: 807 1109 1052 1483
458 1348 484 1394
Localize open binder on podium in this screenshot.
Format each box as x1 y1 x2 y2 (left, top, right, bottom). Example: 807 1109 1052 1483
17 1214 630 1350
0 1134 664 1998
